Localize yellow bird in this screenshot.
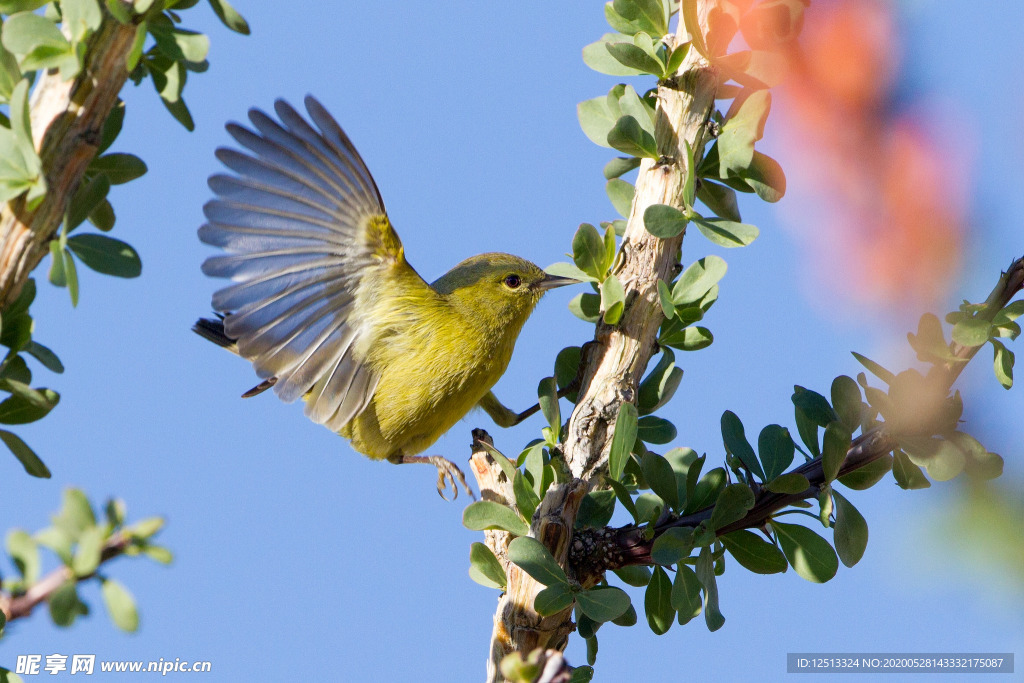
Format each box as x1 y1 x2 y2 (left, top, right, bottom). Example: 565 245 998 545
194 96 575 498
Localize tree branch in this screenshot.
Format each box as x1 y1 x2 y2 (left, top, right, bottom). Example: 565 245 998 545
570 254 1024 577
480 3 722 680
0 4 137 309
0 531 133 623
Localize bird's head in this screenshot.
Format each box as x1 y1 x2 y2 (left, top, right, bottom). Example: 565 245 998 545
433 252 577 327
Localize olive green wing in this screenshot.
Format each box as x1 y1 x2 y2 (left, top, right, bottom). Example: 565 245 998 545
199 96 423 432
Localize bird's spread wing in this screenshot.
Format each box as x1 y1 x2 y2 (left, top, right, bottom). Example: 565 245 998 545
200 96 422 432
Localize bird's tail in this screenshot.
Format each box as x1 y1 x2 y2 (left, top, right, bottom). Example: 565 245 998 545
193 315 238 353
193 315 277 398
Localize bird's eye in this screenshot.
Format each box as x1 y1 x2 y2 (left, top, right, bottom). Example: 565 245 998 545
503 274 522 289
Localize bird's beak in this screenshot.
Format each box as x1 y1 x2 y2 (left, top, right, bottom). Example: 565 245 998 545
533 273 579 291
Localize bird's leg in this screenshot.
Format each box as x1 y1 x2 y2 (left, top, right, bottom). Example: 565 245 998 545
388 453 476 501
478 380 581 428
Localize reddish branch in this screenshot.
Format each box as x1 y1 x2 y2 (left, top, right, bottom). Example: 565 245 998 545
0 532 132 623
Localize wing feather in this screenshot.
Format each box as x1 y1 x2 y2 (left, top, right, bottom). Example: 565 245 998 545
200 95 421 431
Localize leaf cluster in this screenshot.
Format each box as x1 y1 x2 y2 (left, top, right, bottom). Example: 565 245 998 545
1 488 170 637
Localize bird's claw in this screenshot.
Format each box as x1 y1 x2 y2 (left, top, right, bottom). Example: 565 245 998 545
431 456 475 502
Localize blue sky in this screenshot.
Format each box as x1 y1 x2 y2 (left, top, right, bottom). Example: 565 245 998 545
2 1 1022 680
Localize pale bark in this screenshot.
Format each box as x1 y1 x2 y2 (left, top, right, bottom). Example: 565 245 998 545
0 7 137 309
472 3 722 680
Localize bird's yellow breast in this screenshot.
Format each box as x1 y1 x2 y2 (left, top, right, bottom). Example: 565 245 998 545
340 296 518 460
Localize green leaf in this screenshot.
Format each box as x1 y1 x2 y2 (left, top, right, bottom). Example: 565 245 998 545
88 153 147 185
643 203 688 239
637 349 682 415
568 292 602 323
830 375 862 432
54 488 95 540
573 223 608 280
671 564 702 625
837 455 892 490
687 466 725 514
644 565 674 634
681 0 708 57
605 156 641 180
771 520 839 583
578 89 623 147
535 583 573 616
758 424 794 481
582 33 644 76
537 376 560 437
101 578 138 632
72 525 104 576
576 489 616 529
125 516 163 540
821 421 852 483
696 179 741 222
600 274 625 325
617 85 655 137
640 451 678 509
513 471 541 522
720 411 765 481
462 501 529 536
64 249 79 306
577 585 631 623
66 234 141 278
851 352 896 385
607 115 657 159
468 542 506 589
554 346 582 394
717 90 771 173
611 603 637 627
507 536 568 587
2 12 70 56
545 261 596 284
657 279 675 319
695 546 724 631
692 216 759 247
650 526 694 565
89 198 115 231
608 402 638 481
141 544 173 565
207 0 250 34
659 324 713 351
612 564 652 587
892 450 930 490
765 472 810 494
61 0 102 43
708 483 754 531
636 415 676 445
49 580 88 627
0 388 58 424
606 178 634 219
67 173 110 231
615 0 668 35
0 38 20 104
992 339 1014 389
672 255 727 306
721 530 787 574
126 21 146 71
24 341 63 374
0 429 49 477
902 437 965 482
951 316 992 347
741 150 786 201
606 477 639 523
831 490 868 568
606 41 664 76
792 386 838 427
6 528 39 583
